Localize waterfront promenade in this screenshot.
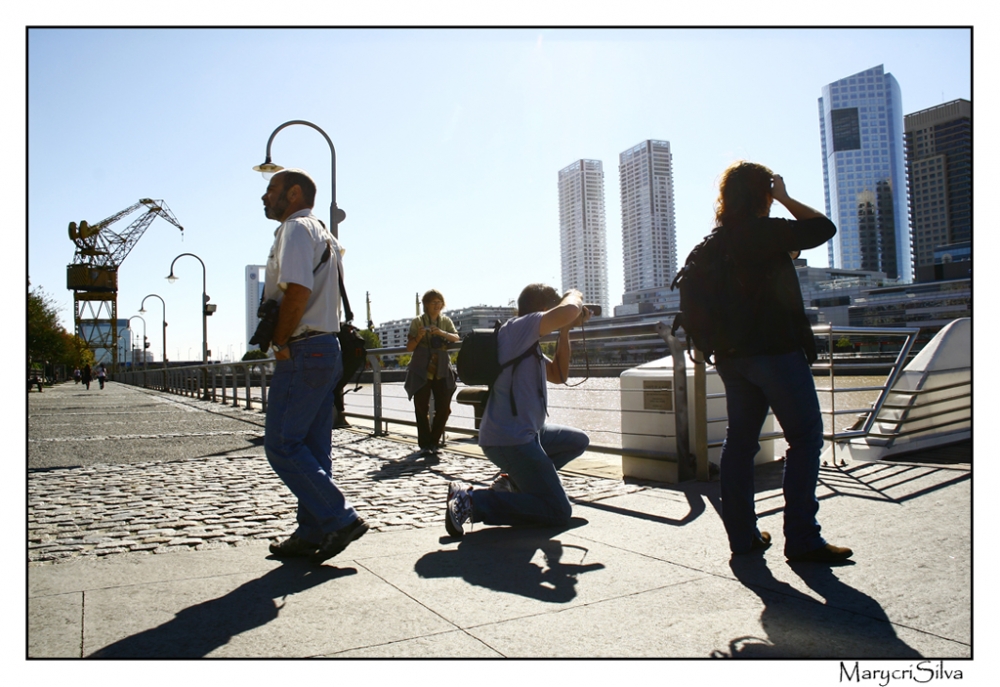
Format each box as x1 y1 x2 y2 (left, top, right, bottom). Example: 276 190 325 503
28 380 971 662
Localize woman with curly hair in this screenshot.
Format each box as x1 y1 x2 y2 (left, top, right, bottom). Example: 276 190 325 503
711 161 851 563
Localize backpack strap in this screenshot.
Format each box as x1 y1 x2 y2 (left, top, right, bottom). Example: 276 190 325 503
488 320 544 417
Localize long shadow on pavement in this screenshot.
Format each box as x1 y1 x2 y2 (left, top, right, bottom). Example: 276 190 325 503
88 560 356 658
414 518 604 603
720 554 922 658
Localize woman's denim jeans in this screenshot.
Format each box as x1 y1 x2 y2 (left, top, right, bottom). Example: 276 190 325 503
716 351 827 556
473 424 589 528
264 334 358 543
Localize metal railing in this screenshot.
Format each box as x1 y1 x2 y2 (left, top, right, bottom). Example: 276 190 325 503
115 321 959 480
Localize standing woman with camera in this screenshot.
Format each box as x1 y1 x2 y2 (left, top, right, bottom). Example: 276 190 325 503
404 289 460 457
711 161 850 563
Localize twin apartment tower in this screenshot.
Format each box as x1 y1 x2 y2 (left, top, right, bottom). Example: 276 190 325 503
558 139 676 317
558 65 971 313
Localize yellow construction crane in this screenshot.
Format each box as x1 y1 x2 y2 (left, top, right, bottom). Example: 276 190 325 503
66 199 184 368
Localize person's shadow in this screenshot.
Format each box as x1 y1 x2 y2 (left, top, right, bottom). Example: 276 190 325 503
414 518 604 604
717 555 922 658
88 560 356 658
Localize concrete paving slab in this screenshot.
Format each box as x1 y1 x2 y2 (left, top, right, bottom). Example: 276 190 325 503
560 468 971 651
466 573 967 659
82 559 456 658
30 543 278 597
362 521 706 629
27 593 83 658
325 630 505 658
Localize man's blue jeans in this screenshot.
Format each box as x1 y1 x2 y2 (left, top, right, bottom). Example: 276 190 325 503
264 334 358 544
473 424 589 528
715 351 826 556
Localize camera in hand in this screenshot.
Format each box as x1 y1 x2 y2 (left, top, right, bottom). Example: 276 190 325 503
249 299 279 351
584 304 602 317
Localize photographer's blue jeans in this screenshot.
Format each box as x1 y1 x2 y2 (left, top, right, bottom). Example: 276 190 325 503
264 334 358 544
716 351 826 557
472 424 589 528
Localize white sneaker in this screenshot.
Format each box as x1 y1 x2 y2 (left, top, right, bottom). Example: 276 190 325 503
445 481 473 537
489 472 517 493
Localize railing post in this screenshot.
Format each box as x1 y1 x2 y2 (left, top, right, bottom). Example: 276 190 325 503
370 352 384 437
692 347 710 482
657 323 694 480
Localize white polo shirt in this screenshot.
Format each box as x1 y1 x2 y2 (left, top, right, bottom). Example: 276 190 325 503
263 208 344 337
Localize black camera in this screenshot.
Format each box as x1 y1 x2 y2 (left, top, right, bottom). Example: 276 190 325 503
584 304 602 317
249 299 280 351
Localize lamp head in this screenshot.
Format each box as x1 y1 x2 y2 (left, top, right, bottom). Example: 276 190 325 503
253 161 284 180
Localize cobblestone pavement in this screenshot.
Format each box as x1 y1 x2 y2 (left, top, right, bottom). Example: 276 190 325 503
28 383 646 563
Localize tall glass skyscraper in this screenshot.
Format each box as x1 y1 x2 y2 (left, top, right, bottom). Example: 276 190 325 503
557 159 610 313
819 65 912 282
619 140 677 295
904 99 971 282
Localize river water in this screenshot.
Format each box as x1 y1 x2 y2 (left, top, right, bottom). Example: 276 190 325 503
340 374 887 450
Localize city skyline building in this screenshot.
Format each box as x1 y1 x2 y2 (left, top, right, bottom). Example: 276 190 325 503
818 64 913 282
244 265 265 355
903 99 971 283
619 140 678 299
557 159 610 313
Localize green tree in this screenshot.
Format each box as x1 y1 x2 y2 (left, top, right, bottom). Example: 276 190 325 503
28 285 70 366
63 331 95 368
360 328 380 350
242 349 270 361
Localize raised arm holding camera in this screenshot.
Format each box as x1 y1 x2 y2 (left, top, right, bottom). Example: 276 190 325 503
444 284 592 537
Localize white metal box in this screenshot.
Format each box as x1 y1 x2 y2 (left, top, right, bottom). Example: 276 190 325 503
619 355 776 482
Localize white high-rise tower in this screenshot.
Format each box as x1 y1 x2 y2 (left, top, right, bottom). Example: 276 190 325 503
619 140 677 295
557 159 609 313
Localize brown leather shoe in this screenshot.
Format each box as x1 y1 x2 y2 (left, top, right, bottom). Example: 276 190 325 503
269 535 319 557
733 531 771 555
786 543 853 563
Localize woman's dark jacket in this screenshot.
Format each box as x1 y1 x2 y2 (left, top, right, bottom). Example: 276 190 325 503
716 216 836 363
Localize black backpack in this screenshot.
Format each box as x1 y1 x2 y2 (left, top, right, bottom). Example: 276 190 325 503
670 229 746 365
456 320 541 416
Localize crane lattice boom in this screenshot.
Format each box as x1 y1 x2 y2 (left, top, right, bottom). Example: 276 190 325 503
69 198 184 268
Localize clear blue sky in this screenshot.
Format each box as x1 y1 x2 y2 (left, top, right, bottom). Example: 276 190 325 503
25 26 972 361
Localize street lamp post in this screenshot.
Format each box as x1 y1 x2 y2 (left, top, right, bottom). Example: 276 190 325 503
166 253 214 363
139 294 168 368
253 120 346 238
128 315 147 371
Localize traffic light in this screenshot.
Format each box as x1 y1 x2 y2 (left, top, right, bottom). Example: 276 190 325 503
144 337 150 349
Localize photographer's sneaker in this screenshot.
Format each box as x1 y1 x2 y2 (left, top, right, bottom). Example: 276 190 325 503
445 481 473 537
489 472 517 493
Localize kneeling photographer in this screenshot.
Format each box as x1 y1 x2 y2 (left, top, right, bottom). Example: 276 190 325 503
444 285 594 538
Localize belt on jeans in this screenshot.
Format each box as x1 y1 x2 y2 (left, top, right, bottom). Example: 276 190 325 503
288 330 332 343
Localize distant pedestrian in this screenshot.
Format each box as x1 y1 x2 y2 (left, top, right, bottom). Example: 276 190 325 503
707 161 851 563
97 364 107 389
404 289 459 457
73 368 81 384
81 364 92 390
